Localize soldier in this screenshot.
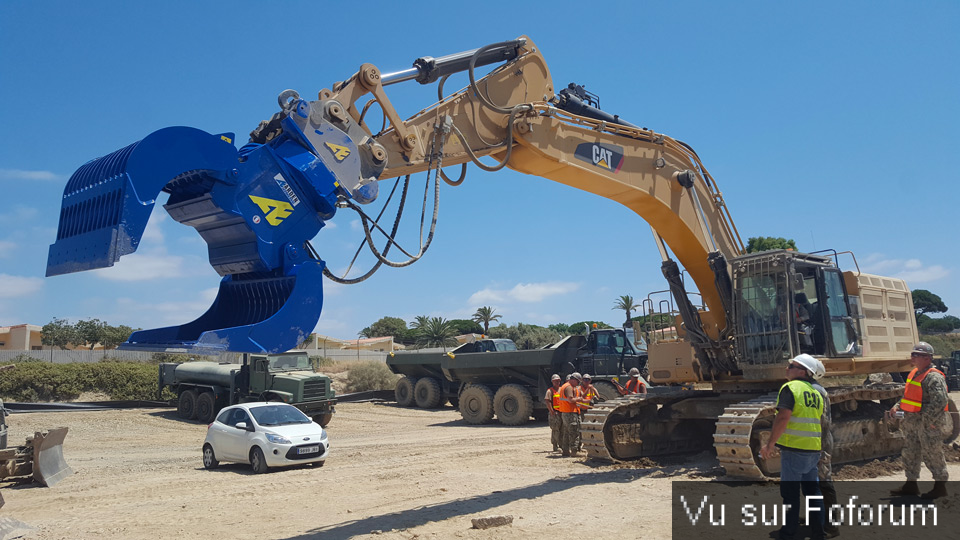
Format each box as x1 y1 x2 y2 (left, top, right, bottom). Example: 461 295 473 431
888 342 950 499
614 367 647 395
543 374 563 452
557 372 583 457
574 374 599 452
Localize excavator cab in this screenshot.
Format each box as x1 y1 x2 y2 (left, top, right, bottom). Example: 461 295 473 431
731 250 859 375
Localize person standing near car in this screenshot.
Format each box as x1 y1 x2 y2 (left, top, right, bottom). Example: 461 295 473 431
760 354 825 540
544 374 563 453
888 342 950 499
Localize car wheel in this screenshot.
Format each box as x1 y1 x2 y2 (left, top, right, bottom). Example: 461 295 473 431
493 384 534 426
196 392 217 424
202 443 219 470
250 446 269 474
178 389 198 420
458 384 494 425
395 376 417 407
414 377 443 408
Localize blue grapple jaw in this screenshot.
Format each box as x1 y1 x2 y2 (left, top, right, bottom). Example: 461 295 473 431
46 99 381 354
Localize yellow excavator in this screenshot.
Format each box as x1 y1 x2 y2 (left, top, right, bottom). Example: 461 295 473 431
48 36 958 478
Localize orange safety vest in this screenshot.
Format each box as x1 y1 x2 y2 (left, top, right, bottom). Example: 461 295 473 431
901 367 949 413
551 387 561 410
557 382 578 413
625 378 645 394
582 385 595 401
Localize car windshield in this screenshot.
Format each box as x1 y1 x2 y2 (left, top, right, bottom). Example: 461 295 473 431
268 355 312 371
249 404 312 426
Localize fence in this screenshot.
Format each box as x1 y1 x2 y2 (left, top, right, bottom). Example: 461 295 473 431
0 349 240 364
0 349 389 364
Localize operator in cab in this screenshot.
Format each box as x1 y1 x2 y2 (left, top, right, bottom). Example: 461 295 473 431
760 354 825 540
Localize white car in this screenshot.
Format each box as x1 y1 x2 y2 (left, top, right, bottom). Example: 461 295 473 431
202 402 329 473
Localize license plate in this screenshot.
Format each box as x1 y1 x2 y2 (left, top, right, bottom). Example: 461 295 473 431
298 445 320 455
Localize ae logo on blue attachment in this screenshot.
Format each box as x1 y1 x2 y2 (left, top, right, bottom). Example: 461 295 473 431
574 142 624 172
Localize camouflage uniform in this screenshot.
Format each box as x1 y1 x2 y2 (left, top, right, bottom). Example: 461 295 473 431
901 370 949 481
544 386 562 451
561 412 581 455
812 381 837 536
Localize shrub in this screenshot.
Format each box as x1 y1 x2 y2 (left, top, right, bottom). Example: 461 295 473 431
0 360 171 402
310 355 334 371
344 361 398 392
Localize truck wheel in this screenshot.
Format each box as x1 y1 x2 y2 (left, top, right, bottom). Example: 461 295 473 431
250 446 269 474
593 381 619 402
414 377 443 408
202 443 219 470
313 413 333 427
196 392 217 424
395 376 417 407
493 384 534 426
459 384 495 425
178 389 198 420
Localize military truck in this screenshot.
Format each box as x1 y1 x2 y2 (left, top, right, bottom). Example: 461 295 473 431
942 350 960 392
158 351 336 426
387 328 647 425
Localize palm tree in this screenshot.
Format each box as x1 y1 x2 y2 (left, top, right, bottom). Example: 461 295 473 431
416 317 458 350
409 315 430 331
471 306 502 334
612 295 641 325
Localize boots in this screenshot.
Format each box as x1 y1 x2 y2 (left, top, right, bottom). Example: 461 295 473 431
890 480 920 496
921 481 948 500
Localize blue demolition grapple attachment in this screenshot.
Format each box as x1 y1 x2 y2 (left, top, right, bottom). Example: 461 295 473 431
47 97 383 353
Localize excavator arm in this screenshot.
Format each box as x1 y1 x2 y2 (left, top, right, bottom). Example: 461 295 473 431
47 36 742 356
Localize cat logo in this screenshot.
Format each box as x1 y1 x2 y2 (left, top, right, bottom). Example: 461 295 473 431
324 142 351 162
249 195 294 226
573 142 625 173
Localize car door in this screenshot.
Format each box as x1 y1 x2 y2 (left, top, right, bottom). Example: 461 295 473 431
220 409 253 460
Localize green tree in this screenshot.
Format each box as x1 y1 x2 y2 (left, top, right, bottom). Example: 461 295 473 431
41 318 78 350
416 317 458 350
919 315 960 334
912 289 948 317
566 320 612 335
488 323 562 350
612 295 641 325
548 323 571 335
101 325 136 349
631 312 674 330
359 316 409 339
471 306 503 334
448 319 483 336
75 318 107 350
745 237 798 253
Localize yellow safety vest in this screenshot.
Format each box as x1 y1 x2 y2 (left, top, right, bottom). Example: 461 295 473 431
776 379 823 451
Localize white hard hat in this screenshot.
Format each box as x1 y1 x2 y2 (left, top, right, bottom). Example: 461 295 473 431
570 372 582 381
551 374 561 381
790 354 820 377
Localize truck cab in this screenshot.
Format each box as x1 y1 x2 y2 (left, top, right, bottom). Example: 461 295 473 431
245 351 336 424
578 328 647 378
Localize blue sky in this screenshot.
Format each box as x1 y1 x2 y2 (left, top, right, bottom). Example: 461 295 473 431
1 1 958 342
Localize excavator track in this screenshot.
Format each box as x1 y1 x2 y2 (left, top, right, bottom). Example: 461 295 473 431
585 384 960 480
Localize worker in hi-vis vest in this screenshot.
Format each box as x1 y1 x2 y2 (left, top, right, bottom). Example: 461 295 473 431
760 354 825 540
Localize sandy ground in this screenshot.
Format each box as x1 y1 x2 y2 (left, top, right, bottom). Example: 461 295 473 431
2 397 960 540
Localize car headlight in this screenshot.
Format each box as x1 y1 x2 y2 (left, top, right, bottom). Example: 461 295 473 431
265 432 291 444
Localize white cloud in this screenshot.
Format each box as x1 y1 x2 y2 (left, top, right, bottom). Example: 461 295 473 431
140 212 168 244
0 205 39 223
468 281 581 305
861 254 950 283
349 219 362 232
0 169 65 182
0 274 43 298
0 241 16 258
113 288 220 325
93 252 185 281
